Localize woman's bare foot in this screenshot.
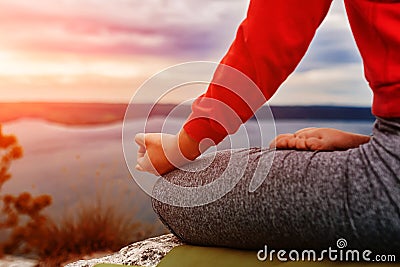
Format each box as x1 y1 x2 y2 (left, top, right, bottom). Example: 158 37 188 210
269 127 371 151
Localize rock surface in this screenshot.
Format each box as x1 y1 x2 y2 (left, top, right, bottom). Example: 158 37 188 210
66 234 183 267
0 256 37 267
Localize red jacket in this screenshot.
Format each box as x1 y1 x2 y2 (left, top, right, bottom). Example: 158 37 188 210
183 0 400 144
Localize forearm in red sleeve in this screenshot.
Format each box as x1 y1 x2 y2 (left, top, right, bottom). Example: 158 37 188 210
184 0 332 144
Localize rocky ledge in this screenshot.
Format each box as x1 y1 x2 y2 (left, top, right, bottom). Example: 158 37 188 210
66 234 183 267
0 256 37 267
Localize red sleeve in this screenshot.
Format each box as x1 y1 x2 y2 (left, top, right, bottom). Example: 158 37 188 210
183 0 332 144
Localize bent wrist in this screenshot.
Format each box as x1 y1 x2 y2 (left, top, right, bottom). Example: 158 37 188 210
352 133 371 145
178 129 201 161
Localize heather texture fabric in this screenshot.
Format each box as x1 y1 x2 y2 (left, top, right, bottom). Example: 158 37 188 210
152 117 400 256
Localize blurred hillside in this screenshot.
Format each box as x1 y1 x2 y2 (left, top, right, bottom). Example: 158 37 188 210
0 102 374 126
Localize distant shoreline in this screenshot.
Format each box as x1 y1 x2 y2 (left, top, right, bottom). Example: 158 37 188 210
0 102 374 126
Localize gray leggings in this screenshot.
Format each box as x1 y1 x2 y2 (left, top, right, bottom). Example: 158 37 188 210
152 117 400 254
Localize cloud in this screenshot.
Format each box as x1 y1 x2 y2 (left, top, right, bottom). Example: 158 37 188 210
0 0 361 62
276 1 372 106
0 0 248 58
297 1 362 71
0 0 373 105
269 63 372 106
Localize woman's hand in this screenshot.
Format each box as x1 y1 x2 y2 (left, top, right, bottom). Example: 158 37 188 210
270 127 371 151
135 129 202 175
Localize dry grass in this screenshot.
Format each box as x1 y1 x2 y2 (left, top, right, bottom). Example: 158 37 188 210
35 196 154 266
0 124 157 266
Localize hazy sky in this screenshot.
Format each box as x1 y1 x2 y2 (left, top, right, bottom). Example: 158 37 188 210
0 0 372 106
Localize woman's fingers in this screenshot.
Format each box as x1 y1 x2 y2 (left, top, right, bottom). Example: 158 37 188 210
305 137 324 151
294 138 307 150
135 133 155 173
270 133 293 149
270 128 355 152
287 135 297 148
135 133 146 157
135 164 144 171
136 152 159 175
135 133 145 145
134 132 178 175
270 132 316 150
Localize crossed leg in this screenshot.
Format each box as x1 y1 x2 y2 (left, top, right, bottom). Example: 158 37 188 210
152 119 400 255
